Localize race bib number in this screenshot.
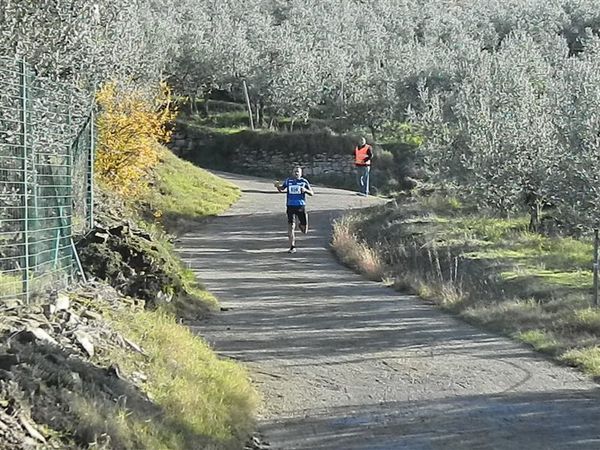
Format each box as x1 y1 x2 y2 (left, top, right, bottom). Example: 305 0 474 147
288 184 302 194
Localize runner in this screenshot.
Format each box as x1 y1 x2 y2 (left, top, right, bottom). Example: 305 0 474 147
274 166 314 253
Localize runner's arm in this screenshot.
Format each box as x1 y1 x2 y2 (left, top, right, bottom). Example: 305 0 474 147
274 179 288 192
302 183 314 196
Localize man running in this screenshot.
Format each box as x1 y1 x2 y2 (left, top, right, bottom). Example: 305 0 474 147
274 166 314 253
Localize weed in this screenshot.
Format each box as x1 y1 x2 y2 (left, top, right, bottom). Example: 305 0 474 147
573 308 600 334
517 329 560 354
561 347 600 377
105 306 259 449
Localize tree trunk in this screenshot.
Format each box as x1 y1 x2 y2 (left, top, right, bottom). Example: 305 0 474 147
369 125 378 142
258 101 265 128
189 94 197 115
528 198 543 232
202 97 210 118
339 78 345 115
242 80 255 130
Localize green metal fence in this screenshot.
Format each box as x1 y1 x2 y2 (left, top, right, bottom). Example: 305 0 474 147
0 57 94 302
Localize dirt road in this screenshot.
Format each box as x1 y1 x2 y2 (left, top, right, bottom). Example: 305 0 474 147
177 173 600 449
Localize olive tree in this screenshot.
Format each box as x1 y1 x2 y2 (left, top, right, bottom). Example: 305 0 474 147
416 32 567 228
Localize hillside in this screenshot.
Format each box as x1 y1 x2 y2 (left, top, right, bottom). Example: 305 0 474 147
2 0 600 448
0 147 258 449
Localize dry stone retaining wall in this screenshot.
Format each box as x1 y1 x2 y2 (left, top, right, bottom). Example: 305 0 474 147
169 125 356 180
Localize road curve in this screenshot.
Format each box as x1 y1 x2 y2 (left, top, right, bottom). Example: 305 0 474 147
177 172 600 450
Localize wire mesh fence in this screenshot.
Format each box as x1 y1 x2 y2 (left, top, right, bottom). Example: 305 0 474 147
0 57 94 302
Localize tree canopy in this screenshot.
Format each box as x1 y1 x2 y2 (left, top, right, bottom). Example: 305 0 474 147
3 0 600 227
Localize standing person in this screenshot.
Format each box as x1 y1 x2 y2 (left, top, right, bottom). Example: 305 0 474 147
274 166 314 253
353 136 373 196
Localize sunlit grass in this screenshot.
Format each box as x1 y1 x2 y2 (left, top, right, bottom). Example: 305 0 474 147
331 193 600 377
561 347 600 377
0 272 23 298
193 111 249 129
146 146 239 223
573 308 600 334
105 307 259 449
517 329 560 354
447 216 529 242
501 268 591 288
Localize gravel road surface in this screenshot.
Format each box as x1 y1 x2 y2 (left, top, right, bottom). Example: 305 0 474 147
177 173 600 450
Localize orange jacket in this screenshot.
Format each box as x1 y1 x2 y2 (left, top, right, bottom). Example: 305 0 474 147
354 144 372 166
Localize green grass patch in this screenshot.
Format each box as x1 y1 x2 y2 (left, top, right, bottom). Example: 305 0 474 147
180 120 248 137
561 347 600 377
0 272 23 298
516 329 560 353
193 111 250 129
500 268 592 289
144 147 239 230
82 304 259 450
332 193 600 377
573 308 600 334
446 216 529 242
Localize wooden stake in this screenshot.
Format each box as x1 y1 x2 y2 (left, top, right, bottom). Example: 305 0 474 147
242 80 254 130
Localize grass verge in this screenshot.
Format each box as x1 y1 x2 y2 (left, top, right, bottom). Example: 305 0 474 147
88 145 240 318
331 194 600 378
68 146 257 448
140 146 239 315
101 303 258 449
143 146 240 233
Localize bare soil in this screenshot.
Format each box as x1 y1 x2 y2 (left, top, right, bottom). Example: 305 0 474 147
178 173 600 450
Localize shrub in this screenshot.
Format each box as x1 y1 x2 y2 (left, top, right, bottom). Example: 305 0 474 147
96 82 177 196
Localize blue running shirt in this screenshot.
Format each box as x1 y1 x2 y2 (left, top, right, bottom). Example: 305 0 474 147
282 177 311 206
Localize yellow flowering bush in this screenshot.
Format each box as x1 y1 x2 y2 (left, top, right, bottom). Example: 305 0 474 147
96 81 177 196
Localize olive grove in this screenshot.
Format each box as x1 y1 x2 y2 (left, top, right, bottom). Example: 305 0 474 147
3 0 600 228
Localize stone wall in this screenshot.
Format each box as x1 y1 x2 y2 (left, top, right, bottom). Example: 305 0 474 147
234 148 355 177
169 125 356 179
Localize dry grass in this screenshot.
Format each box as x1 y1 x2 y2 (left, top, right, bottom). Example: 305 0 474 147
331 194 600 378
333 215 466 307
332 216 385 281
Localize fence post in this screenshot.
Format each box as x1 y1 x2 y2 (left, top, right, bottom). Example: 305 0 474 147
242 80 255 130
88 109 95 229
19 59 31 303
594 229 599 306
66 104 74 279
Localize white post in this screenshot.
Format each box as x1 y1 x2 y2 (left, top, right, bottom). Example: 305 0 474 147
242 80 255 130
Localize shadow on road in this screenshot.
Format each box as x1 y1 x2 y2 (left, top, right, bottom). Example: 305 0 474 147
261 389 600 449
177 174 600 450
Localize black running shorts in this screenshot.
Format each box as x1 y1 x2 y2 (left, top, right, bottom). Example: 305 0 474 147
286 206 307 225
